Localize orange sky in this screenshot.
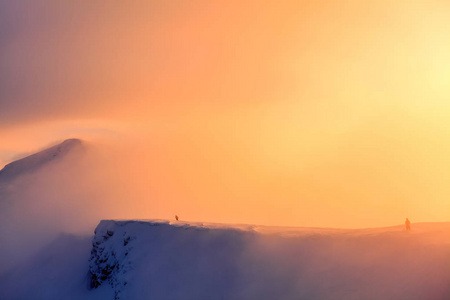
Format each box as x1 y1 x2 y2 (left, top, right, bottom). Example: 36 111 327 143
1 0 450 227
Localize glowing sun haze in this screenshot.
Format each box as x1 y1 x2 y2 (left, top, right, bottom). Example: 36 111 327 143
1 0 450 228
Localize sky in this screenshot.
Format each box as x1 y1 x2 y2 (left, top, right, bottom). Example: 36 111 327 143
1 0 450 228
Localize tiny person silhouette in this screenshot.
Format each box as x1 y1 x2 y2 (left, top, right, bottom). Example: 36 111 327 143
175 215 179 221
405 218 411 231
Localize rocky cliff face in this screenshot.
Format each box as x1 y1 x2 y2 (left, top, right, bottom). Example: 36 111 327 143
89 221 135 300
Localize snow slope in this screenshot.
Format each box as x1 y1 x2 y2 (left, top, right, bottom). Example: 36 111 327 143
88 220 450 300
3 220 448 300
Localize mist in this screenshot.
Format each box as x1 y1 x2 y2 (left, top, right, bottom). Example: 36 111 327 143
1 136 449 299
2 0 450 231
2 0 450 298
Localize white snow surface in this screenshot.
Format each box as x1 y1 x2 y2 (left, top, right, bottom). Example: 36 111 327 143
1 219 449 300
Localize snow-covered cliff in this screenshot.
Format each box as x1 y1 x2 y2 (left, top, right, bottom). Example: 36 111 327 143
87 220 450 300
1 219 450 299
88 220 256 300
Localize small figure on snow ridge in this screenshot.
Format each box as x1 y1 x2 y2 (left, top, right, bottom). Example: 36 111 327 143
405 218 411 231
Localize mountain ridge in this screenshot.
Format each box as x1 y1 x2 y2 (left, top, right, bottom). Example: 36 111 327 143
86 219 450 300
0 138 83 182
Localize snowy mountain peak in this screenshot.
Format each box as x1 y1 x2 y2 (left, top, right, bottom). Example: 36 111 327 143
0 138 84 182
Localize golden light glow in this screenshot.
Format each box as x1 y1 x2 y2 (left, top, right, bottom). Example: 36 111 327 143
2 0 450 227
